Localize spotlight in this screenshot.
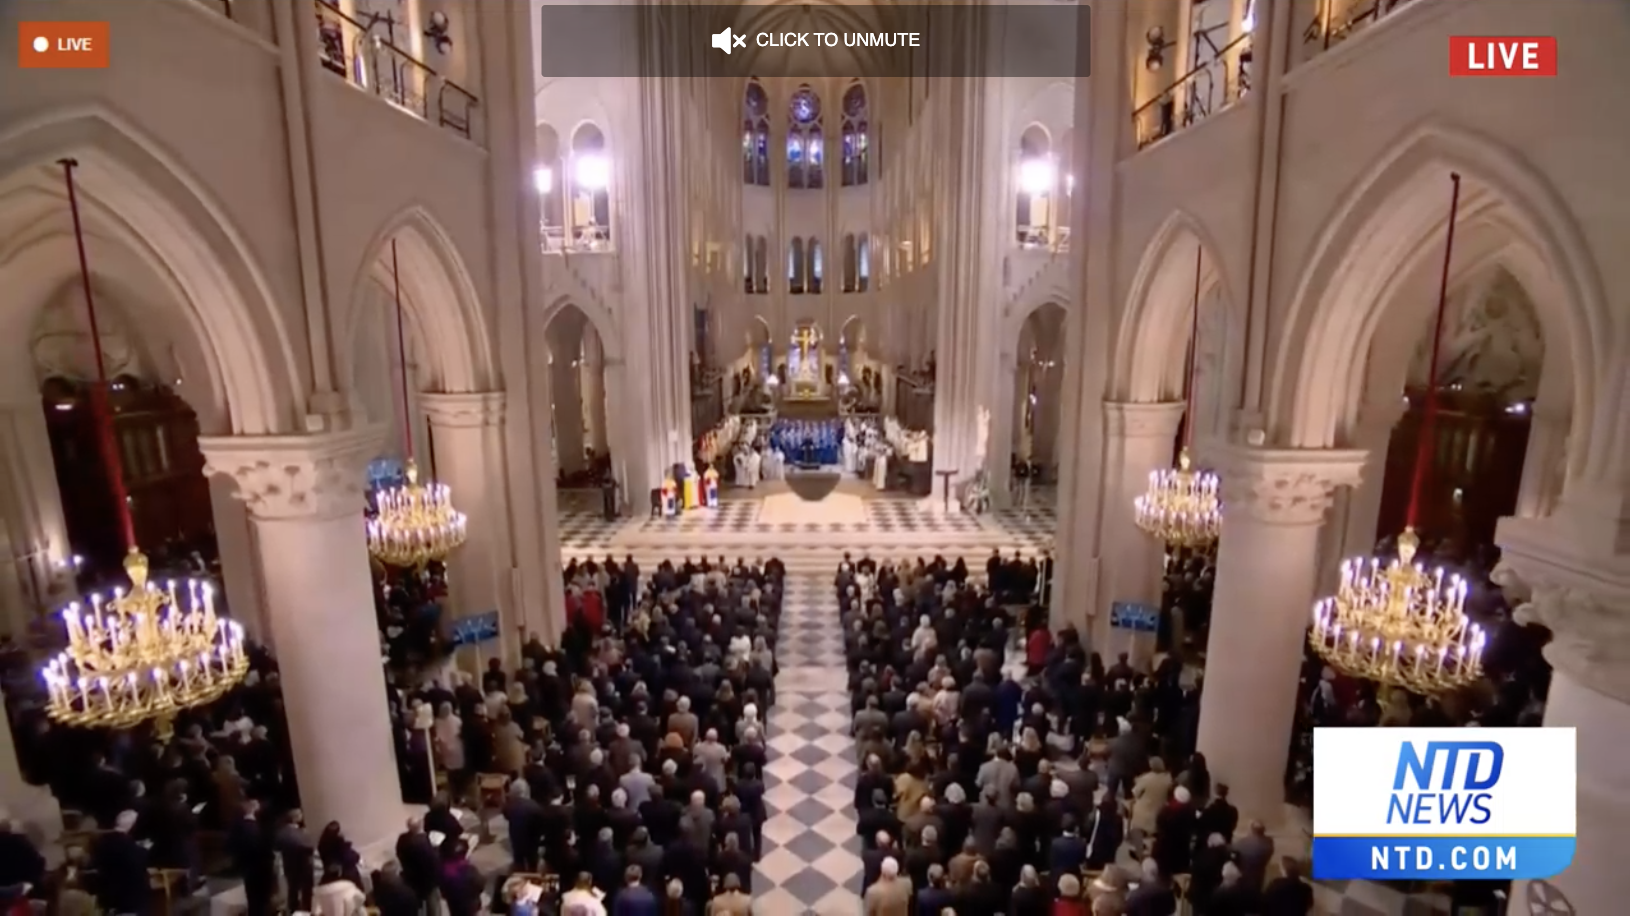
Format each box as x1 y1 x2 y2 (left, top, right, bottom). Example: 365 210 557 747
1018 157 1056 195
425 10 452 55
533 166 554 194
575 155 610 191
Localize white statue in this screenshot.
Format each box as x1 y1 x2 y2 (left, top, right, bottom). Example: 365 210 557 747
974 405 992 465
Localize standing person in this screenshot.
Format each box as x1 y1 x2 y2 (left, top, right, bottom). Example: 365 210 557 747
227 801 276 916
275 809 316 914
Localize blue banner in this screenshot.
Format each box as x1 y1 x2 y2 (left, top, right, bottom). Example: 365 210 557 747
450 611 500 648
1108 601 1159 633
1311 836 1574 880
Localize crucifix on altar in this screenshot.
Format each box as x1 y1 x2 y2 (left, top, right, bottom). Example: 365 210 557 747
789 323 824 399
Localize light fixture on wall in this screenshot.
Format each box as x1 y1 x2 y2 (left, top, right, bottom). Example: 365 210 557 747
37 159 248 738
575 155 611 191
1310 173 1486 696
1242 1 1257 32
1145 26 1177 70
424 10 453 54
534 166 554 195
1133 244 1222 548
366 239 468 569
1018 157 1057 196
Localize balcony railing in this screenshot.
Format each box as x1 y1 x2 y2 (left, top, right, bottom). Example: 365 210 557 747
313 0 479 142
1132 29 1254 149
539 220 612 253
1303 0 1416 60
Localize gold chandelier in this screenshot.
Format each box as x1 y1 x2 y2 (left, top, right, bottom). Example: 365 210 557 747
1310 172 1482 695
42 550 249 732
1134 447 1222 547
39 160 248 736
1310 528 1484 693
366 238 467 568
1134 245 1221 548
367 458 468 567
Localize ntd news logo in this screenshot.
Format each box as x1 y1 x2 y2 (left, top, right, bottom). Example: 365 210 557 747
1313 728 1575 880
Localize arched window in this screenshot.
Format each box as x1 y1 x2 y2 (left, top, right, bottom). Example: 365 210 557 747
788 237 806 294
742 80 770 186
1015 124 1054 249
787 86 824 189
841 234 858 293
858 233 871 291
571 123 612 250
752 236 768 294
809 239 824 294
841 82 870 186
535 122 563 249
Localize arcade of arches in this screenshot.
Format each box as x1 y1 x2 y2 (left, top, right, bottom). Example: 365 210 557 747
5 0 1629 912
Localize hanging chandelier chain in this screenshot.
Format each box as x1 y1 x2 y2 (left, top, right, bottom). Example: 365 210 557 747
1405 172 1462 531
61 158 136 553
391 238 414 463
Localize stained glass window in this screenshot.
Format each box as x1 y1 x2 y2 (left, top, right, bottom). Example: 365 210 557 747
743 79 770 186
787 86 823 189
791 87 819 123
841 82 870 186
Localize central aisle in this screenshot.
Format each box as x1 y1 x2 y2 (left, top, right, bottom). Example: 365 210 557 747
751 576 864 914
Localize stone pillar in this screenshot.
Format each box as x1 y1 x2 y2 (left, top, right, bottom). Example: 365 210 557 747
580 329 609 456
1094 402 1185 647
1196 446 1364 825
0 402 74 633
549 349 586 477
1327 399 1405 582
208 474 270 646
1032 362 1064 470
1514 406 1569 519
1495 517 1630 915
420 393 535 654
202 427 404 856
0 700 61 845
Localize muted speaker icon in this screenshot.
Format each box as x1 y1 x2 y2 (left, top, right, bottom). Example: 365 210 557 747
712 27 743 54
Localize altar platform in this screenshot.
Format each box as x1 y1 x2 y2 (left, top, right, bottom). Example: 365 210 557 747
776 395 838 421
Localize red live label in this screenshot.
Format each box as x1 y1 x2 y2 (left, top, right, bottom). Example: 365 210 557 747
1449 36 1557 77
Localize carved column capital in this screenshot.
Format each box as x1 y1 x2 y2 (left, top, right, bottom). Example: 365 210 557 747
420 391 507 429
200 426 385 522
1211 446 1367 526
1505 578 1630 704
1102 400 1185 439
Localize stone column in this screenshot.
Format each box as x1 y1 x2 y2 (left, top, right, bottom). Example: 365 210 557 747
549 349 586 477
0 701 61 845
202 427 404 856
0 402 74 633
1032 362 1064 470
208 474 270 646
1196 446 1365 825
1327 398 1406 582
1094 402 1186 647
580 329 609 456
1514 406 1569 519
420 393 533 653
1495 519 1630 915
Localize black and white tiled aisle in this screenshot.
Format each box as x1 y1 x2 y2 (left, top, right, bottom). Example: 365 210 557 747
751 577 865 914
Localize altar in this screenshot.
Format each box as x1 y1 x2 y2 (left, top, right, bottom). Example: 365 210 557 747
786 323 830 402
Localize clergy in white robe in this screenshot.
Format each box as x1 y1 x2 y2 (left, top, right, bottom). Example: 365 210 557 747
841 437 858 475
871 446 889 489
733 449 748 487
768 448 784 480
746 449 762 488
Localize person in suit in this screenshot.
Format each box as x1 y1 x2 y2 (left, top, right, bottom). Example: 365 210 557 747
394 816 440 911
1196 783 1239 844
611 865 658 916
0 816 45 892
91 810 149 916
1230 820 1275 890
275 809 316 913
504 779 545 871
862 856 912 916
226 801 276 916
1125 856 1179 916
1049 815 1088 877
369 862 422 916
1260 857 1315 916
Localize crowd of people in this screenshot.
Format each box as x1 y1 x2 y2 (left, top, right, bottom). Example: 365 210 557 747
837 554 1317 916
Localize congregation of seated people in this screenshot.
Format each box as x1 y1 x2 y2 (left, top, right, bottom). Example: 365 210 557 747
836 554 1316 916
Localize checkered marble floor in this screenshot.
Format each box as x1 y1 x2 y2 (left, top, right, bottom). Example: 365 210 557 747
753 576 865 914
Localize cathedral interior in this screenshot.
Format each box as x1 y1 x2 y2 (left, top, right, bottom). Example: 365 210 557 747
1 0 1625 913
